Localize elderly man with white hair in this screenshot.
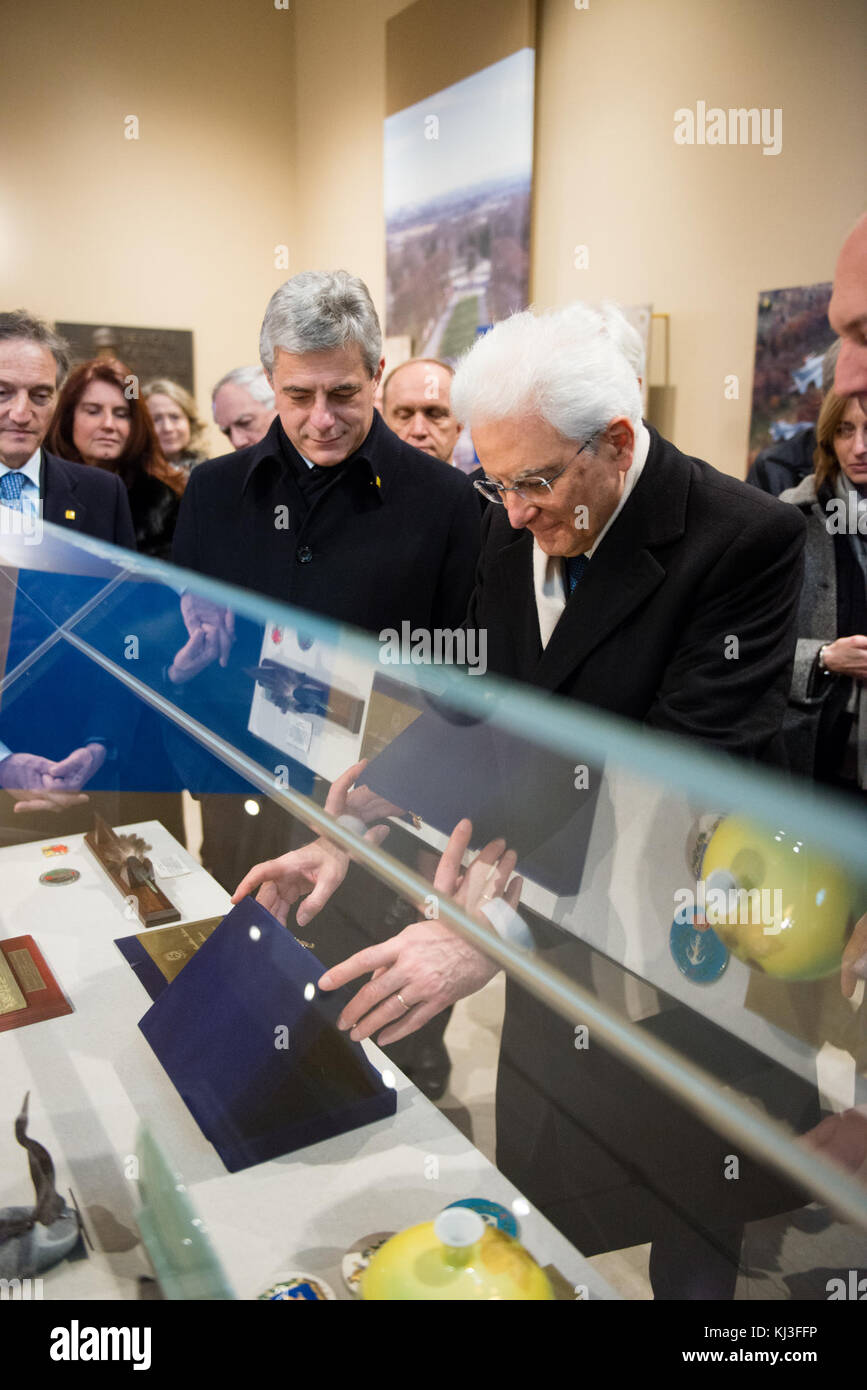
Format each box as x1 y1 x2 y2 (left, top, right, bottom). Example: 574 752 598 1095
458 304 803 739
285 301 812 1297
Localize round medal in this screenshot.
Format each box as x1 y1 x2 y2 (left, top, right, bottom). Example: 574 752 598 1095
669 905 729 984
443 1198 520 1239
341 1232 395 1297
258 1272 336 1301
39 868 80 886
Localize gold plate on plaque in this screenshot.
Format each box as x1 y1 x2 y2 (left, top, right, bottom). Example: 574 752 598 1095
0 951 27 1014
9 948 46 993
137 918 222 984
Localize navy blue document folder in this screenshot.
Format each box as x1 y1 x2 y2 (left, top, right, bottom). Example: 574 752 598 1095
135 898 397 1172
362 691 601 897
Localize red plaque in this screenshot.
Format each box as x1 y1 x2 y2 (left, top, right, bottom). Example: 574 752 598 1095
0 936 73 1032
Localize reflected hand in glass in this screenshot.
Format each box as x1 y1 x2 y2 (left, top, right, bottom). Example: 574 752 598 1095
842 911 867 999
0 744 104 813
168 594 236 685
801 1108 867 1178
231 759 390 929
318 818 523 1047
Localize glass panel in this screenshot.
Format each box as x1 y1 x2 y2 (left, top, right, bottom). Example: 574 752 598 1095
1 520 865 1308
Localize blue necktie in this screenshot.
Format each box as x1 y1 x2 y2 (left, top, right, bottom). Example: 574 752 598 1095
564 553 589 594
0 470 26 511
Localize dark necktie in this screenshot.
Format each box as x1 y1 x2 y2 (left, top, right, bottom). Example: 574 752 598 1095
564 553 589 594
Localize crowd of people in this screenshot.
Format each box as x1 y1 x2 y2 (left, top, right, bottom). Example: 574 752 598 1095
1 212 865 1299
1 219 864 800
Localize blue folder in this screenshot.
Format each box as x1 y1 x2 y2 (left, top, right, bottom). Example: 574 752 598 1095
134 898 397 1172
362 689 601 897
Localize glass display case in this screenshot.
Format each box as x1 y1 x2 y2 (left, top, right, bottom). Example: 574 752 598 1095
1 516 865 1312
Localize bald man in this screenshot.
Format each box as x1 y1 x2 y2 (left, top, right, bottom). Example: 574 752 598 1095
382 358 462 463
829 211 867 408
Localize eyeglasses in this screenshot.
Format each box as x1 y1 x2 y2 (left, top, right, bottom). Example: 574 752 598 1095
473 437 595 506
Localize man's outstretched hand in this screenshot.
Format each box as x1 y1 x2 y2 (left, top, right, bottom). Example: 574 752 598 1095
231 759 389 928
842 912 867 999
318 818 523 1047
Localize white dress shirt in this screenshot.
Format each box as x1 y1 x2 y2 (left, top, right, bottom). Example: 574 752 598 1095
533 422 651 649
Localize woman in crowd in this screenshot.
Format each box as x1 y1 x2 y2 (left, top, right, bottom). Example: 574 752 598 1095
781 389 867 795
47 359 187 559
143 378 209 472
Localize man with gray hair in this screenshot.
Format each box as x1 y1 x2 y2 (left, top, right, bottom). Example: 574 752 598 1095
171 271 478 1098
174 270 477 623
211 365 277 451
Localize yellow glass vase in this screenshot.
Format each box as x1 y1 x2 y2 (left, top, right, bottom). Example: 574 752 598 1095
699 818 859 981
361 1208 554 1301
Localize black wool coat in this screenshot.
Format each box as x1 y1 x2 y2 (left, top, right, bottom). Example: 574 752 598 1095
468 425 816 1262
171 411 480 635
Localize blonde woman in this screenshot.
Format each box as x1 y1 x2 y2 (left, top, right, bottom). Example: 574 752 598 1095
143 378 209 471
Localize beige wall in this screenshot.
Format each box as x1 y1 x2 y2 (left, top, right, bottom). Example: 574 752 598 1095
531 0 866 473
4 0 864 474
1 0 298 454
290 0 408 296
292 0 866 476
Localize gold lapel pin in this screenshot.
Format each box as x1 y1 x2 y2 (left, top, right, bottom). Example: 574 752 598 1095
65 510 76 520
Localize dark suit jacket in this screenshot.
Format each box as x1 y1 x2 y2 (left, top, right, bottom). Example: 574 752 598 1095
172 411 479 634
41 449 136 549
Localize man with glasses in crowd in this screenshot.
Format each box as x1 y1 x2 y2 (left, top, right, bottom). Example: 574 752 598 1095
463 303 804 729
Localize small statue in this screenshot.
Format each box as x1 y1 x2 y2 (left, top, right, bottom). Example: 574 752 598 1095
102 832 160 896
0 1093 83 1279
